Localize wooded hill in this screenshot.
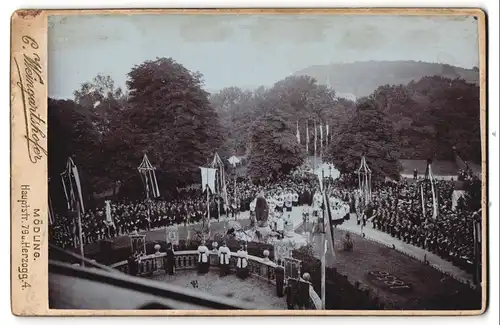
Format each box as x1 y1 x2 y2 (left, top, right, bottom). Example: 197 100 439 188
293 60 479 98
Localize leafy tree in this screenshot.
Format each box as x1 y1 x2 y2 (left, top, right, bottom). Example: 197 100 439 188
247 113 306 182
48 98 104 208
115 57 223 191
73 74 127 135
370 76 481 163
211 76 353 159
210 87 255 156
324 97 401 179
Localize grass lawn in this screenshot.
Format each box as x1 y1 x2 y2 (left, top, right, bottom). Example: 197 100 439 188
296 223 481 310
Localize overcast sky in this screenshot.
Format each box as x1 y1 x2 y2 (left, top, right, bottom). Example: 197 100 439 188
48 14 479 99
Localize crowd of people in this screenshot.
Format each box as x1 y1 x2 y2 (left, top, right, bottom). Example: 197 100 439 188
369 179 477 272
49 166 480 278
49 175 321 249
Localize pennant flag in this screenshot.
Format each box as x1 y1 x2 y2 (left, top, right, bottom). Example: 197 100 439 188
320 124 323 145
420 184 426 219
200 167 217 193
428 165 439 219
314 121 317 157
60 157 86 249
105 200 115 227
306 122 309 154
48 194 55 226
326 124 329 146
472 210 482 284
61 158 85 213
296 121 301 144
138 154 161 198
319 124 324 157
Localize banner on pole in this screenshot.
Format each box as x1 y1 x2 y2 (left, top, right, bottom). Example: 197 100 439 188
274 240 293 263
306 122 309 153
296 121 301 144
200 167 217 193
165 225 180 245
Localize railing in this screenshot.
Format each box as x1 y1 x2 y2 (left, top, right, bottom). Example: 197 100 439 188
111 250 278 286
49 260 259 310
111 250 325 309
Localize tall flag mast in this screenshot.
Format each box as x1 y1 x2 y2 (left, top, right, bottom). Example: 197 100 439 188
210 152 228 221
357 155 372 205
200 166 217 239
296 121 301 144
60 157 86 265
305 121 309 155
326 124 329 147
424 158 439 219
138 154 160 199
319 124 324 159
314 121 317 167
138 154 160 229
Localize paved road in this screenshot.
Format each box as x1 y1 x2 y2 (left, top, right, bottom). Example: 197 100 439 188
151 270 286 310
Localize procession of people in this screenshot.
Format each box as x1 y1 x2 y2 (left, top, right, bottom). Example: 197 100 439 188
50 159 480 281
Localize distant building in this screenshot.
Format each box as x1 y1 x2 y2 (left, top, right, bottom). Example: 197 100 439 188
336 92 357 102
399 159 459 181
324 73 357 102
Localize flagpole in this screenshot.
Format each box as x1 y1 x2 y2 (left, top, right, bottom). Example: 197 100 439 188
321 237 326 309
206 168 210 238
217 172 221 221
320 124 323 160
320 185 327 310
306 121 309 157
77 194 85 266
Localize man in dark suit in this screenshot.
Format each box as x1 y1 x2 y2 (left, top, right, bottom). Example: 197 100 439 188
165 243 175 275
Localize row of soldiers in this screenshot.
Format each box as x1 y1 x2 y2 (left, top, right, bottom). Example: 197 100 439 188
369 181 475 270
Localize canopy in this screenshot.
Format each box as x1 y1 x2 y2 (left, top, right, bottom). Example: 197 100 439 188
228 155 241 167
310 162 340 180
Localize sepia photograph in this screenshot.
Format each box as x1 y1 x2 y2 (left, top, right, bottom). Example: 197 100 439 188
38 11 486 313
